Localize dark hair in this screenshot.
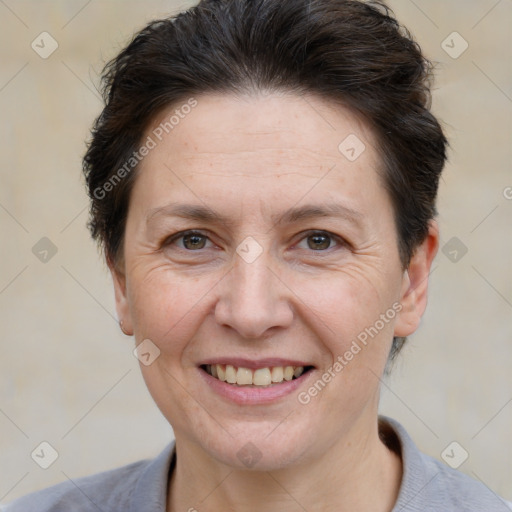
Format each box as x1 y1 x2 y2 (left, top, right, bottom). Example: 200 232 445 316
83 0 448 361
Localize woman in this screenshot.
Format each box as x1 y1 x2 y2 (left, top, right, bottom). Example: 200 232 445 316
3 0 510 510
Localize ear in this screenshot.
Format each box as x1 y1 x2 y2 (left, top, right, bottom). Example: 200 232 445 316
108 256 134 336
394 220 439 337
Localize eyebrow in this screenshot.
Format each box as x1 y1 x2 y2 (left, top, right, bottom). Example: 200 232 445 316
146 202 362 228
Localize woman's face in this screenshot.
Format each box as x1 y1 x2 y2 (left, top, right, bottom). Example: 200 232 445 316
112 92 436 470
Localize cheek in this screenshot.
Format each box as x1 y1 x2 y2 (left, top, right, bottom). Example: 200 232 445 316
295 267 398 360
297 267 386 325
126 263 218 357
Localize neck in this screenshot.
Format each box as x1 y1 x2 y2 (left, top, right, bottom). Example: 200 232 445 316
167 416 403 512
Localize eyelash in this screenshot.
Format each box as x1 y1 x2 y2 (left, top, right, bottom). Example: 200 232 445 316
164 229 346 253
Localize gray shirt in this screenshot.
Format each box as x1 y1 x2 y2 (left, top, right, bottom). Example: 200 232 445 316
2 416 511 511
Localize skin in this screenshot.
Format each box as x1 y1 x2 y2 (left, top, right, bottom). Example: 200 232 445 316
110 91 438 512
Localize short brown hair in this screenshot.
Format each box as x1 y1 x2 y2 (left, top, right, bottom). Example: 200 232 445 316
83 0 448 360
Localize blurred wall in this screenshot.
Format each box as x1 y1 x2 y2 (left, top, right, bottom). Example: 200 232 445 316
0 0 511 504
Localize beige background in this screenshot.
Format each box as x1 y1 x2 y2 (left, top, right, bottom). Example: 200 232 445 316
1 0 511 505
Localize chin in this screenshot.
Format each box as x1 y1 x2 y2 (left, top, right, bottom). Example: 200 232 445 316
199 419 316 471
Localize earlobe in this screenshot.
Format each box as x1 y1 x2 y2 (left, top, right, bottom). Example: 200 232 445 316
108 259 134 336
394 221 439 338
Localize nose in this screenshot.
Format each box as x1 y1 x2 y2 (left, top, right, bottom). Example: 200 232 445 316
214 251 294 339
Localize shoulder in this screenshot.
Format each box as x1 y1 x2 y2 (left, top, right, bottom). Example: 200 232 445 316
1 443 175 512
379 416 512 512
1 460 146 512
419 452 511 511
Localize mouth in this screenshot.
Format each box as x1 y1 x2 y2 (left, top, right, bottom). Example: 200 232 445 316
200 363 315 387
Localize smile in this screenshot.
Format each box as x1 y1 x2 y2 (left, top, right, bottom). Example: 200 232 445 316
201 364 315 387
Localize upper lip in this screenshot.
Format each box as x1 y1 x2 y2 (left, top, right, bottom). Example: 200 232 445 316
198 358 315 369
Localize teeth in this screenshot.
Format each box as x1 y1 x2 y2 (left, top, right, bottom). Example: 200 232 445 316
205 364 308 386
283 366 294 381
293 366 304 378
253 368 272 386
225 365 237 384
271 366 283 383
236 367 253 385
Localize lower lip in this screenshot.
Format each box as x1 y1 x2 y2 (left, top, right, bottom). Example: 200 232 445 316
198 367 314 405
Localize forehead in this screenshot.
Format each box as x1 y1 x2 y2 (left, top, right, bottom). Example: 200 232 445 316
149 92 377 169
133 92 388 221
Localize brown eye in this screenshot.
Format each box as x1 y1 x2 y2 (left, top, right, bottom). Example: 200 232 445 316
306 233 332 250
182 233 208 250
163 230 214 253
